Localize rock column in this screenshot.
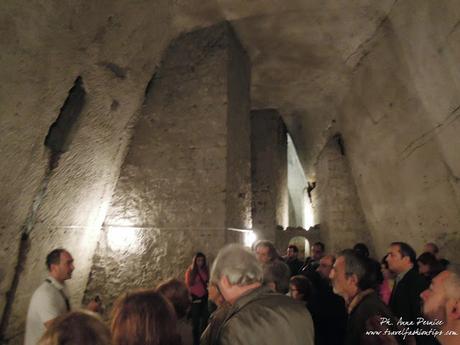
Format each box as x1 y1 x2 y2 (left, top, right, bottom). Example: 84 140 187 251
251 109 288 242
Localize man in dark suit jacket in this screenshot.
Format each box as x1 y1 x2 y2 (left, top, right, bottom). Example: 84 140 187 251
387 242 434 345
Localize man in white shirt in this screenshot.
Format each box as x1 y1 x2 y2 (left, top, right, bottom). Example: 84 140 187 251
24 248 83 345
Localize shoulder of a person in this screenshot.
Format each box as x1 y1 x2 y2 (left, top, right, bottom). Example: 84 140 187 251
255 292 307 313
29 281 56 304
34 280 55 295
407 269 428 285
359 293 389 314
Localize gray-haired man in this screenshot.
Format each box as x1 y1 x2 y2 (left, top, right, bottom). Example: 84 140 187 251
330 249 412 345
207 244 314 345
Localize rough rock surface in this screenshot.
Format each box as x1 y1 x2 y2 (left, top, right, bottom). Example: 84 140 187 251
1 0 460 343
83 22 251 316
311 136 371 255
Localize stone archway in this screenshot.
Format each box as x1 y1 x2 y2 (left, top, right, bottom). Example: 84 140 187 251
275 225 321 259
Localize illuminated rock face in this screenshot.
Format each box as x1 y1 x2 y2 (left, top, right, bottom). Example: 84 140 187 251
83 23 251 312
0 2 175 343
312 137 371 255
1 1 460 343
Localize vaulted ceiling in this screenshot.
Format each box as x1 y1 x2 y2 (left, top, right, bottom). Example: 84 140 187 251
173 0 396 176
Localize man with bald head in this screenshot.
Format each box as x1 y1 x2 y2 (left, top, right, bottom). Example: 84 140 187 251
421 266 460 345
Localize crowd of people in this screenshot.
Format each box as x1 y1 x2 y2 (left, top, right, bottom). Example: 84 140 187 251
24 240 459 345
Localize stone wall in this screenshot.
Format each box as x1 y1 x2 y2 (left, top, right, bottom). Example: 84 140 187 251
83 23 251 313
311 136 371 255
0 1 175 343
337 0 460 261
251 109 288 241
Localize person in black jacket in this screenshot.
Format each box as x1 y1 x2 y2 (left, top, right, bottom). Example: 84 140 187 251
386 242 434 345
308 255 347 345
284 245 304 276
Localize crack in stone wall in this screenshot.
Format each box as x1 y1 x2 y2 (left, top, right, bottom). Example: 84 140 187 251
0 78 85 343
401 104 460 160
345 0 400 68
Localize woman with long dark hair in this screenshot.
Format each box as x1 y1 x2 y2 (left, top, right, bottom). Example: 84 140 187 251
185 252 209 345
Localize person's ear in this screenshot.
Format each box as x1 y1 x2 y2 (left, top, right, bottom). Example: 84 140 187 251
402 256 411 265
448 299 460 321
348 274 359 287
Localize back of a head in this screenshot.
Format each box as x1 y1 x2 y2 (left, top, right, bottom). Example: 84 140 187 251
38 311 110 345
417 252 438 266
353 243 370 258
339 249 380 291
211 244 263 286
157 278 191 319
290 275 313 302
111 289 180 345
263 260 291 294
425 242 439 255
417 252 444 277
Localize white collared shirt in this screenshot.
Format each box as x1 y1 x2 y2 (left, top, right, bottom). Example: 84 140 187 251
24 277 70 345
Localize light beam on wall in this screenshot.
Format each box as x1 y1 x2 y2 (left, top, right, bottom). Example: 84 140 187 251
304 199 315 230
244 231 257 247
228 228 257 247
287 134 311 228
107 226 140 252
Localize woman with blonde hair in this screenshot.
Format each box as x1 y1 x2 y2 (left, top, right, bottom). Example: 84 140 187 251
38 310 110 345
111 289 181 345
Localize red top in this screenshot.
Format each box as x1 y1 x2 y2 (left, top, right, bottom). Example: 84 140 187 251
379 278 393 305
185 267 208 298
